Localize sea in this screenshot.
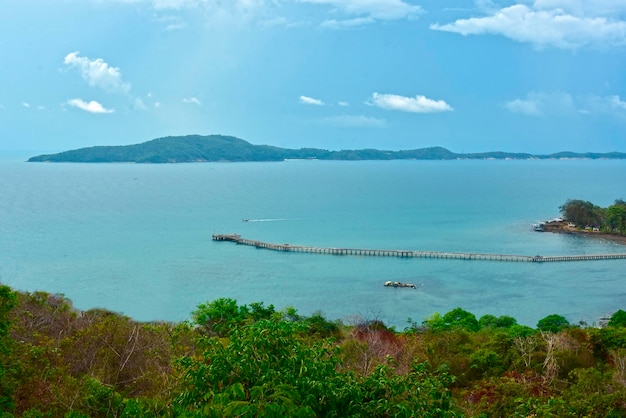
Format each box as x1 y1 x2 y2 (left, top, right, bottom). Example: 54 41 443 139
1 155 625 329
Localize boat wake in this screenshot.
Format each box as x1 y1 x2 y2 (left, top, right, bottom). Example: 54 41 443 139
242 218 299 223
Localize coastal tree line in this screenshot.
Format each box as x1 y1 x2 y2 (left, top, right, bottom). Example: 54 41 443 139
2 285 626 417
560 198 626 234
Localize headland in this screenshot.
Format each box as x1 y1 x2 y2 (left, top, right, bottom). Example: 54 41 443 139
542 220 626 246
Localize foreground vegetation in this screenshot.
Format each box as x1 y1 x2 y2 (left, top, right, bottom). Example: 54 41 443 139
2 285 626 417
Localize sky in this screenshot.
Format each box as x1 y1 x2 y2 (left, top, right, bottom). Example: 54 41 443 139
2 0 626 153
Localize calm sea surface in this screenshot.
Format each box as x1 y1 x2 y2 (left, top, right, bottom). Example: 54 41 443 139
1 157 625 328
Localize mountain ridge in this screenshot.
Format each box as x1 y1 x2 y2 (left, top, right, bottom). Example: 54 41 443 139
27 134 626 163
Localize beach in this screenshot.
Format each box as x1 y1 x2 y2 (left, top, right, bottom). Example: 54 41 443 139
543 222 626 246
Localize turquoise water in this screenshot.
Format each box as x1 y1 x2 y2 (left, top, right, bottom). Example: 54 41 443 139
0 158 625 328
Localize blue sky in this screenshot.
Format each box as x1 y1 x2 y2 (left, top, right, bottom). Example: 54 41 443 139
2 0 626 153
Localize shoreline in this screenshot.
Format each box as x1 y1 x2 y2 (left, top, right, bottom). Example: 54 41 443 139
542 222 626 246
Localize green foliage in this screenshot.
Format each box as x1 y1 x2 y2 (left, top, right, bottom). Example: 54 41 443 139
479 314 517 329
506 324 536 338
191 298 250 337
470 349 504 378
28 135 626 163
304 310 341 338
609 310 626 328
605 204 626 233
0 285 16 337
0 285 17 413
175 319 338 416
176 318 459 417
559 197 626 234
423 308 480 332
560 199 605 227
443 308 480 332
588 327 626 360
247 302 275 321
561 368 626 417
537 314 570 333
5 285 626 417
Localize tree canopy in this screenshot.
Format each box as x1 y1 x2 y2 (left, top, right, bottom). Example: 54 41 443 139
560 198 626 234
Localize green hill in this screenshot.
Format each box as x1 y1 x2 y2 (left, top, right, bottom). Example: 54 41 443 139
27 134 626 163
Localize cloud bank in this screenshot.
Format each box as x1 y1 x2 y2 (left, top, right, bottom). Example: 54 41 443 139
431 2 626 49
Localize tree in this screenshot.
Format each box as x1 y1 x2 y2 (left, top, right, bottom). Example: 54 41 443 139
175 319 341 416
605 205 626 234
537 314 570 333
608 310 626 328
443 308 480 332
192 298 249 337
479 315 517 329
175 318 460 417
560 199 604 227
0 285 17 413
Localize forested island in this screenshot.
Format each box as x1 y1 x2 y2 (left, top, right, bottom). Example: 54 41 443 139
2 284 626 417
27 134 626 163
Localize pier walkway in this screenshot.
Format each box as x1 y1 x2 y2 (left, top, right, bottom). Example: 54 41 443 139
212 234 626 263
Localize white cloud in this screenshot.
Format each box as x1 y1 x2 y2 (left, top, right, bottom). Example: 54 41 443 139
505 97 542 116
369 92 453 113
338 101 349 106
183 97 202 106
505 92 577 116
101 0 205 9
608 95 626 110
300 95 325 105
322 115 386 127
430 3 626 49
507 92 626 117
152 0 199 9
320 17 375 28
64 52 131 93
534 0 626 16
156 14 187 30
67 98 115 114
134 98 148 110
299 0 423 21
582 94 626 114
97 0 421 28
22 102 31 108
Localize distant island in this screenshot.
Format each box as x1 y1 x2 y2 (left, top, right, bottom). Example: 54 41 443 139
27 134 626 163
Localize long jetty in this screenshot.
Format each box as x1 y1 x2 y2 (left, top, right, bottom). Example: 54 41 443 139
212 234 626 263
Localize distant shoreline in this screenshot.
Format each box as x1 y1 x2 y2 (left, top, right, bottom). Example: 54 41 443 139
26 134 626 163
543 222 626 246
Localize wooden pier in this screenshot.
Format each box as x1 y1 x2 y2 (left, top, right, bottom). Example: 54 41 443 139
212 234 626 263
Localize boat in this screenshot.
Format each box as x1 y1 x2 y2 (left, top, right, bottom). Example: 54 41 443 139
533 222 545 232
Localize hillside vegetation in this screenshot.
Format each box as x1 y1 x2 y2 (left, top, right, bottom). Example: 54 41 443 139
27 135 626 163
2 284 626 417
